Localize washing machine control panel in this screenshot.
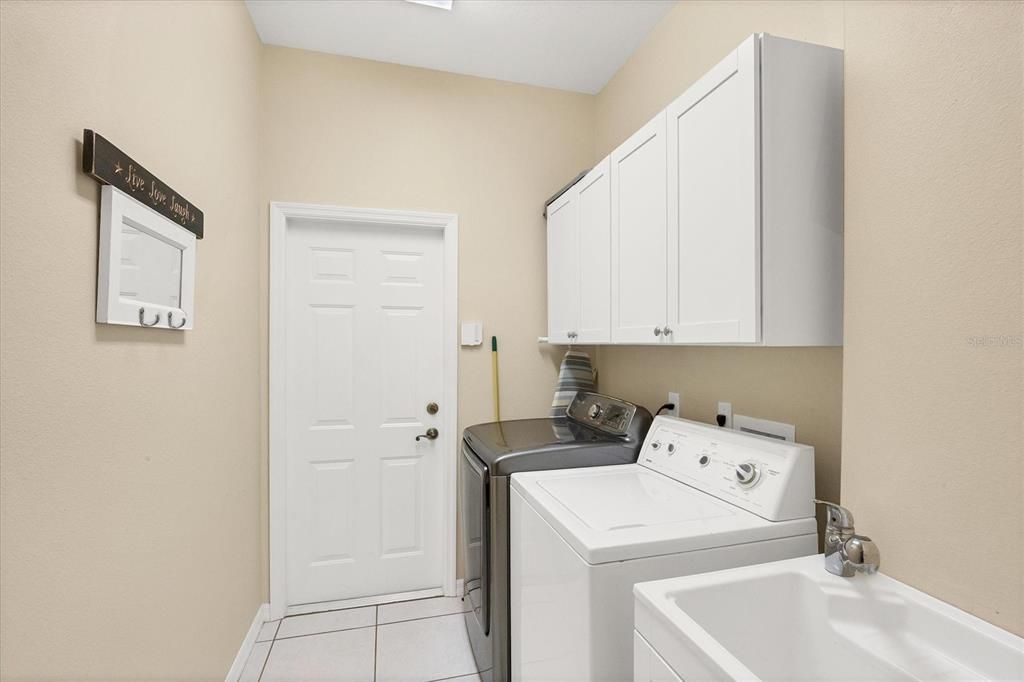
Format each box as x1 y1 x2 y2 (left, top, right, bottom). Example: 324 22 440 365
639 416 815 521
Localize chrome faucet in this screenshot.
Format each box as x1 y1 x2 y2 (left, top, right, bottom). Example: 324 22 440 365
814 500 880 577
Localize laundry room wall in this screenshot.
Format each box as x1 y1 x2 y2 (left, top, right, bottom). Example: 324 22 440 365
258 46 595 584
592 0 1023 636
590 0 846 550
841 0 1022 637
0 0 263 678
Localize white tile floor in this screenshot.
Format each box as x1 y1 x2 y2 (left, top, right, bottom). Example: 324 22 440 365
239 596 480 682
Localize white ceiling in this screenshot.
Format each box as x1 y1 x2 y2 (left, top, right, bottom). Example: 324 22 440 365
245 0 676 94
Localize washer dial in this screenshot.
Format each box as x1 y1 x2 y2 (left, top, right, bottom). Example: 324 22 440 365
734 462 761 488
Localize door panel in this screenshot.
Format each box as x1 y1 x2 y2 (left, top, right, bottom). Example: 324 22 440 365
380 457 423 556
545 189 579 343
310 459 356 563
310 306 355 426
577 157 611 343
611 111 667 343
667 35 760 344
286 220 444 605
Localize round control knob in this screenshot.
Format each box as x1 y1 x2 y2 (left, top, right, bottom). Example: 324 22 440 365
587 404 603 419
651 441 661 450
735 462 760 487
698 455 710 467
667 443 676 454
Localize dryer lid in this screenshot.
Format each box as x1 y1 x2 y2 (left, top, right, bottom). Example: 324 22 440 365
463 418 643 476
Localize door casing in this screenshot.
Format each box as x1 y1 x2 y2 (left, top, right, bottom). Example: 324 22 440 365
268 202 459 619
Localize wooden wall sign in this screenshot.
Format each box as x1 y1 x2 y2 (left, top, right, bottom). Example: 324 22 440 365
82 129 204 238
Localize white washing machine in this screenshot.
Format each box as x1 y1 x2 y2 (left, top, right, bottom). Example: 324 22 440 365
510 416 818 681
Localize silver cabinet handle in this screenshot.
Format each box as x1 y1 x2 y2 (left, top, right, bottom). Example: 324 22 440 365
663 326 672 336
653 327 663 337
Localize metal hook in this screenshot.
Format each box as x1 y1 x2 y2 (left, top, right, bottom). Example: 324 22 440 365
167 312 187 329
138 307 161 327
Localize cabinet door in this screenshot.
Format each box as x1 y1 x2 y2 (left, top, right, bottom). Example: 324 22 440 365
667 35 760 344
611 111 668 344
546 185 579 344
576 157 611 343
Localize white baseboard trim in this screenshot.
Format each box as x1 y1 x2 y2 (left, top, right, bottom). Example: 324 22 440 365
225 602 269 682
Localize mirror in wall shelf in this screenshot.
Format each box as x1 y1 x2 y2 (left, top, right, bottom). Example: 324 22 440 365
97 186 196 330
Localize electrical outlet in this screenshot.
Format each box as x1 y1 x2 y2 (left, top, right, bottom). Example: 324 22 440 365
667 392 680 417
717 401 732 428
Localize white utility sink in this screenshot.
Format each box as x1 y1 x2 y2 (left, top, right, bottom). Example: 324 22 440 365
634 555 1024 681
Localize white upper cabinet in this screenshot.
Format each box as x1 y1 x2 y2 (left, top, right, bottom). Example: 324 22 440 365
544 33 843 347
545 184 579 344
665 33 844 346
576 158 612 343
610 111 667 344
667 35 760 344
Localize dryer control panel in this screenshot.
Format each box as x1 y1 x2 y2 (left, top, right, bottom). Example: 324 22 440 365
565 391 641 438
638 416 814 521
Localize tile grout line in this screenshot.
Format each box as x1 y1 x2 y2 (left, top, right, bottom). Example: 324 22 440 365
271 609 470 642
256 637 274 682
258 606 478 682
377 609 471 628
274 622 376 642
285 594 457 619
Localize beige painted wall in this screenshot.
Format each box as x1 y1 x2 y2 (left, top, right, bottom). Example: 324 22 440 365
258 46 595 584
0 1 263 678
591 0 846 538
842 1 1023 636
593 0 1023 636
2 6 1019 681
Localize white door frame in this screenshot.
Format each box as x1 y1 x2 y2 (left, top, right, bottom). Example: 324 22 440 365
268 202 459 620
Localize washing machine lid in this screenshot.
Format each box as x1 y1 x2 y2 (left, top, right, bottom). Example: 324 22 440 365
512 465 817 565
536 468 736 530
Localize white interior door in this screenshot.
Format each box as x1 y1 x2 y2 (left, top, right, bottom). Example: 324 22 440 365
546 188 579 344
285 219 445 606
611 111 668 343
667 35 760 343
577 157 611 343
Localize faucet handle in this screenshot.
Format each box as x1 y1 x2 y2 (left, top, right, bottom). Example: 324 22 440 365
844 535 880 574
814 499 856 531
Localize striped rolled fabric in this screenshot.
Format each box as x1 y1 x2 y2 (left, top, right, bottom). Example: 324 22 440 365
550 350 596 417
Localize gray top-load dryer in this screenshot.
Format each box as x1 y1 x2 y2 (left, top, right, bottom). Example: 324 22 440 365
460 391 652 682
